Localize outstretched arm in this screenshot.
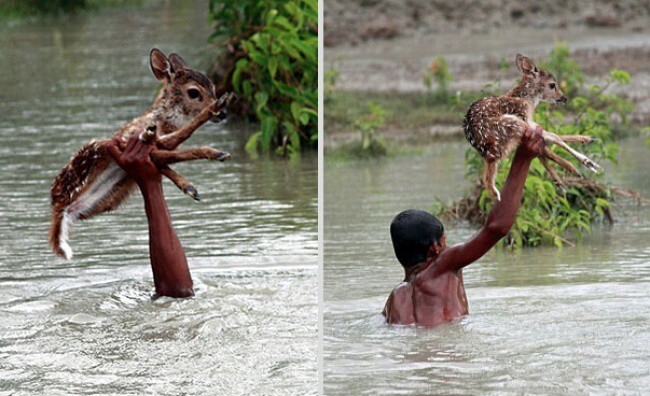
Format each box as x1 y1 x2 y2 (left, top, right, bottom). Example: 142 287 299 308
107 134 194 298
433 126 545 275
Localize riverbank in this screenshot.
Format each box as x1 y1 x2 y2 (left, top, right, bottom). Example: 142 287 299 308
325 28 650 149
324 0 650 47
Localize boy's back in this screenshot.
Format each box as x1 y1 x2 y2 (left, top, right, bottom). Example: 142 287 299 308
384 257 468 327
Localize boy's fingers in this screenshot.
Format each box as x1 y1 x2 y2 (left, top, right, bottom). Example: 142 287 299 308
124 134 138 152
106 140 123 165
134 134 154 156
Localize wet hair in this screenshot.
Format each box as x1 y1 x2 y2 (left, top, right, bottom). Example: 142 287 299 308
390 209 444 268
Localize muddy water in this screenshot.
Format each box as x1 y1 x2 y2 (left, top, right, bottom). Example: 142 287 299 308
0 1 317 395
324 138 649 394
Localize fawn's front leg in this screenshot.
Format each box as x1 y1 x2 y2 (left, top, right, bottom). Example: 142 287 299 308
159 165 200 201
150 147 231 166
157 93 233 150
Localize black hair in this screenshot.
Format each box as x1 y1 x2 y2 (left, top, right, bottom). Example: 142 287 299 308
390 209 444 268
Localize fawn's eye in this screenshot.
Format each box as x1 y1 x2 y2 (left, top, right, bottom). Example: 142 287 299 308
187 88 201 99
549 83 556 89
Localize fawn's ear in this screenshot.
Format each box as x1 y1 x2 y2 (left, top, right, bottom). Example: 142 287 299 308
150 48 172 82
515 53 539 77
168 53 188 74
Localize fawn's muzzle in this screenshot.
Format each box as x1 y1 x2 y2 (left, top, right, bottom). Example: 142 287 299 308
557 96 568 104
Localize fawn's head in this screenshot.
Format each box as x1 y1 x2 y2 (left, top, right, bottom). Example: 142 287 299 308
150 48 222 127
515 54 567 106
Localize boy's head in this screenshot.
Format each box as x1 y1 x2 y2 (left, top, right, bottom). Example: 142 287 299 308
390 210 446 268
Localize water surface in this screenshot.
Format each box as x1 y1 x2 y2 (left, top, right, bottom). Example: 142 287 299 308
0 2 317 395
324 138 649 394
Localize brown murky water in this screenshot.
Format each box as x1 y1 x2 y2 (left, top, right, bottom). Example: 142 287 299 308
0 1 317 395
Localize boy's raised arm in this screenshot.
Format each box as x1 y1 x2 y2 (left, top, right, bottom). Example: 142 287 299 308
431 126 545 275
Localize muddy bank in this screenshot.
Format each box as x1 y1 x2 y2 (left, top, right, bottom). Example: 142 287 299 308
324 0 650 47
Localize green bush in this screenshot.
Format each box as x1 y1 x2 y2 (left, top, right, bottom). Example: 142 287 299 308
354 102 388 157
208 0 317 156
423 55 453 104
436 45 637 248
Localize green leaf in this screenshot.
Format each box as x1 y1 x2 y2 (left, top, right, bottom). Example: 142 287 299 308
290 102 301 123
245 131 261 156
268 57 278 78
254 91 269 114
260 117 277 151
610 69 631 84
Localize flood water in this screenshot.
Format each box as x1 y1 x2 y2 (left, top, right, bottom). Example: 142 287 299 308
324 139 650 394
0 1 317 395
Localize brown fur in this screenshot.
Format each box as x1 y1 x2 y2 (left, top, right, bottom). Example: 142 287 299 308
463 54 601 200
49 49 232 259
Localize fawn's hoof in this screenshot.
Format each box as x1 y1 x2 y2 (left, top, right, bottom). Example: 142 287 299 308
183 185 200 201
489 186 502 202
583 158 602 173
213 151 231 162
589 137 599 143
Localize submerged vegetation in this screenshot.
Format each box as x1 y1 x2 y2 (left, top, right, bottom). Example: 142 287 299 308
435 44 641 248
208 0 317 157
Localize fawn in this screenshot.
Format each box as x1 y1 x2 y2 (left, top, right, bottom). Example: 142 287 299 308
50 48 234 259
463 53 601 201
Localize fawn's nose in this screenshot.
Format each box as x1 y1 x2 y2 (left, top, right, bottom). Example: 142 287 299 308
558 96 567 104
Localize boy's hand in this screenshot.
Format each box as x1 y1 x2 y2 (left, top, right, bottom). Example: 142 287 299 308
518 125 545 159
106 133 162 186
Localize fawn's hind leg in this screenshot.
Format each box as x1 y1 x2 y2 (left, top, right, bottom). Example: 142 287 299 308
151 147 231 166
159 165 200 201
556 134 598 144
539 156 564 187
483 160 501 201
542 131 602 173
543 147 580 176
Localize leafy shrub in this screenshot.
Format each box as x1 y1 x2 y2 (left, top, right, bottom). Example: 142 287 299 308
208 0 317 156
436 45 638 248
354 102 388 157
423 55 453 104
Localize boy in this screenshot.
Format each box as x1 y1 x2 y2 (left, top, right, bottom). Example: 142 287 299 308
383 126 545 327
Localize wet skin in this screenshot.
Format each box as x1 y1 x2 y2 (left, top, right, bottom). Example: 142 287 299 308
383 126 545 327
107 134 194 298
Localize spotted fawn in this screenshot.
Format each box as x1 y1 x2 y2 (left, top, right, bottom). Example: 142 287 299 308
50 49 234 259
463 53 601 201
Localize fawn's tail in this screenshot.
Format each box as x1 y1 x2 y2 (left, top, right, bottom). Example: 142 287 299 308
49 209 75 260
